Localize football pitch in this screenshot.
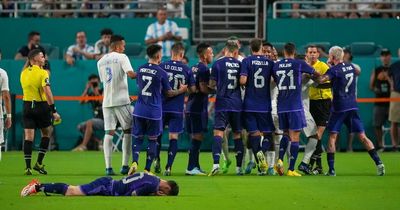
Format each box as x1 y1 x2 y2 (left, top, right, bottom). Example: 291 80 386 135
0 151 399 210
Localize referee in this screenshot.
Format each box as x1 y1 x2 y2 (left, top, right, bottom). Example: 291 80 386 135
20 49 61 175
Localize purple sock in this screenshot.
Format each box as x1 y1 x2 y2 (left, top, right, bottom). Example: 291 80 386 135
166 139 178 169
261 134 272 153
40 183 68 195
327 152 335 172
368 149 382 165
288 141 299 171
188 139 202 170
249 135 261 158
132 137 143 163
279 135 290 160
212 136 222 164
145 140 157 171
233 138 244 167
156 135 162 161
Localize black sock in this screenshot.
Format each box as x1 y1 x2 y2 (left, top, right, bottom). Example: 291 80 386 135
37 137 50 165
24 140 33 169
315 140 323 168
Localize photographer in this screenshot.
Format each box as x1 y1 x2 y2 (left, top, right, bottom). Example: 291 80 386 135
72 74 104 151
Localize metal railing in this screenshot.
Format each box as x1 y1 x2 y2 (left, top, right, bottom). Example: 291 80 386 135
272 1 400 19
0 0 185 18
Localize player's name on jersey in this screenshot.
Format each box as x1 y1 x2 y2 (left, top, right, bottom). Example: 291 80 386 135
140 68 157 74
251 60 270 66
279 63 292 68
227 69 238 74
341 65 354 72
226 62 240 68
164 64 183 72
98 59 118 67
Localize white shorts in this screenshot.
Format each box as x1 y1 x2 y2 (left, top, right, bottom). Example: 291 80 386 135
0 119 3 144
103 104 133 131
302 109 317 137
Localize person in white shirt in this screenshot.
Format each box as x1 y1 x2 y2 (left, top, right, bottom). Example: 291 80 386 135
65 31 95 65
0 68 12 161
144 8 182 57
94 28 113 60
97 35 137 176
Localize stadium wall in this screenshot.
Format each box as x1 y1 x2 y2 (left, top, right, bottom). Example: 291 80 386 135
267 19 400 55
0 18 191 59
0 57 391 151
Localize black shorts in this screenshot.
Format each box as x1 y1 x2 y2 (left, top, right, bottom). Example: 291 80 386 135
23 101 52 129
310 99 331 126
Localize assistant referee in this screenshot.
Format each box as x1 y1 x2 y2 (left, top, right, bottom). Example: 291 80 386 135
20 49 61 175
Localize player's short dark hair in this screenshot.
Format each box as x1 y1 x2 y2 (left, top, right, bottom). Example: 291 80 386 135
306 44 318 52
183 55 189 63
171 42 185 55
196 43 211 56
263 41 273 48
250 38 263 53
296 54 306 60
27 49 43 60
110 35 124 46
284 42 296 55
343 48 353 61
147 44 162 59
88 74 100 81
28 31 40 40
225 40 239 53
100 28 113 36
167 180 179 196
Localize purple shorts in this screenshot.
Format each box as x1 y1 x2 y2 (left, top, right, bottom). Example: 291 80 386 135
327 110 365 133
80 177 113 196
244 112 275 133
186 112 208 134
162 112 184 133
214 111 242 132
278 111 306 131
132 116 162 138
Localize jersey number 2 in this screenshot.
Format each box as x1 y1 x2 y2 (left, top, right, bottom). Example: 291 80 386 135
142 76 153 96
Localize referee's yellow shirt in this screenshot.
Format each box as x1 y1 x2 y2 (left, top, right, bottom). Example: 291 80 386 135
309 60 332 100
20 65 50 101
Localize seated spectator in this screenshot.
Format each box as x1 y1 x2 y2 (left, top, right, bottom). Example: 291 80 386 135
144 8 182 57
353 0 374 18
15 31 46 60
73 74 104 151
65 31 95 65
94 28 113 60
0 0 15 17
326 0 348 18
291 0 326 18
167 0 185 18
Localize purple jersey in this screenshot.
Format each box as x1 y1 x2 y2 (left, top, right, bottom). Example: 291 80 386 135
325 62 358 112
160 60 195 113
186 62 210 114
272 58 314 113
211 57 242 112
133 63 171 120
112 172 160 196
240 55 274 112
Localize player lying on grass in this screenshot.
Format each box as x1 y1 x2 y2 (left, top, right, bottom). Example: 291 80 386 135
21 172 179 197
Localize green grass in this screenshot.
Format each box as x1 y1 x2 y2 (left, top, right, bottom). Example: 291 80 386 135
0 151 399 210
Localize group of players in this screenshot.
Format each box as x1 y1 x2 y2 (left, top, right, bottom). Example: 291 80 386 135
94 34 385 178
20 34 387 198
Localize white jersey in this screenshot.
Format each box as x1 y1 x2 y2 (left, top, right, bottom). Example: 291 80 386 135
0 68 9 118
97 52 134 108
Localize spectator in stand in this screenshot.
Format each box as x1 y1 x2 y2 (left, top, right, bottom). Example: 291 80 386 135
167 0 185 18
15 31 46 60
352 0 374 18
65 31 95 66
94 28 113 60
73 74 104 151
388 53 400 152
291 0 326 18
145 8 182 58
0 0 15 17
326 0 348 18
370 49 392 152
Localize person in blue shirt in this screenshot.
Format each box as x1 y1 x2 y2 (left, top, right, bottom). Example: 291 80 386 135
21 172 178 197
239 38 275 175
128 44 187 175
185 43 214 175
155 43 196 176
318 46 385 176
208 40 243 176
272 43 319 177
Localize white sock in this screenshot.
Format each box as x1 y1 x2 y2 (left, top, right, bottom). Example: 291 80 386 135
286 141 291 163
266 151 275 168
213 164 220 169
0 145 2 161
122 134 132 166
247 149 254 162
302 137 318 164
274 134 282 163
103 134 113 169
